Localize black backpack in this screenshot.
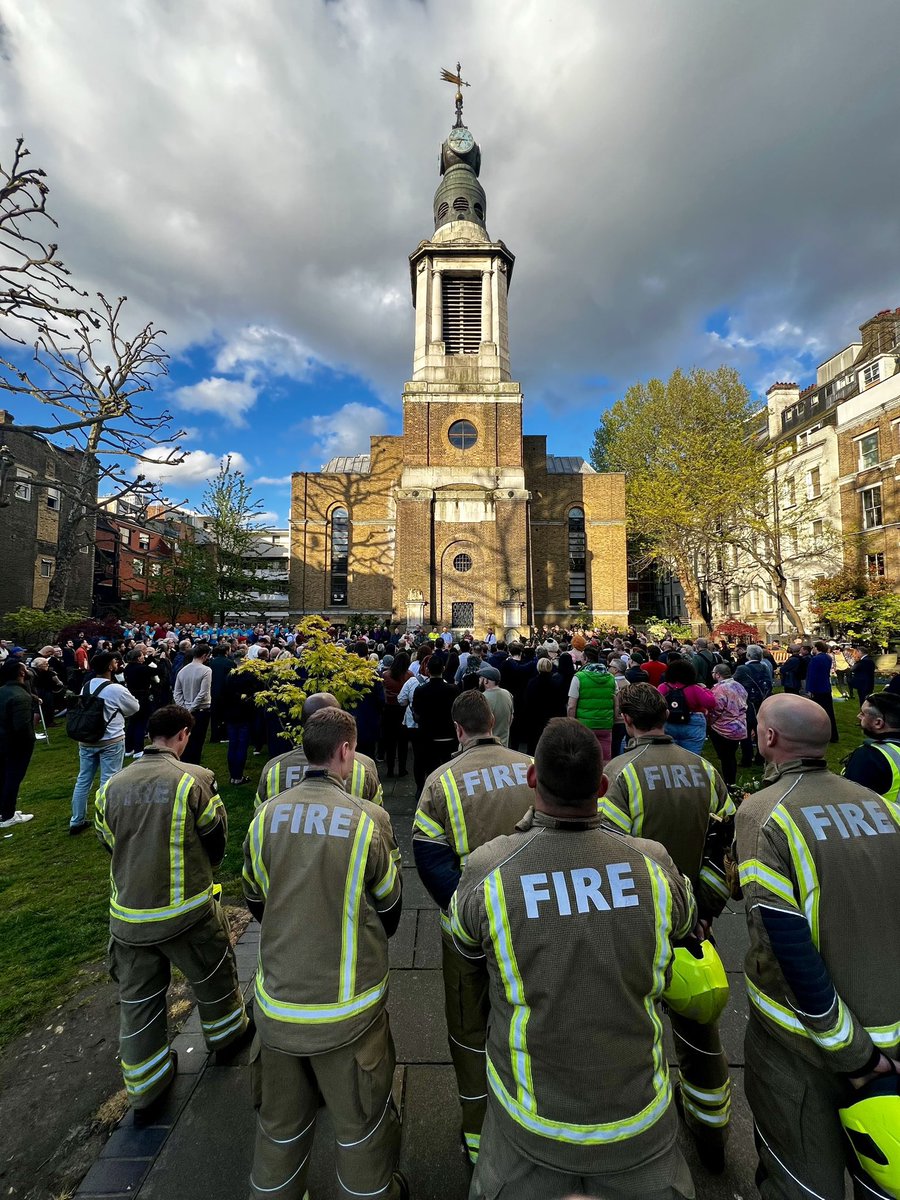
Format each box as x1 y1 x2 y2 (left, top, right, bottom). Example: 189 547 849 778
665 685 692 725
66 680 115 744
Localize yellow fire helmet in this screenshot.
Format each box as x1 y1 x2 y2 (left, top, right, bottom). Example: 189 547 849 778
662 938 729 1025
840 1074 900 1198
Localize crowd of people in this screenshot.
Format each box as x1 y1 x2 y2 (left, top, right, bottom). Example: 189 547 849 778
1 617 899 1200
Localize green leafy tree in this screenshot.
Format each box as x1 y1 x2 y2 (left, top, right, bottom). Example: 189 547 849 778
592 366 758 629
0 605 85 648
811 571 900 646
199 458 268 623
241 616 378 745
149 541 217 625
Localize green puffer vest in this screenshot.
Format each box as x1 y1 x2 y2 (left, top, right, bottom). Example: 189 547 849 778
575 667 616 730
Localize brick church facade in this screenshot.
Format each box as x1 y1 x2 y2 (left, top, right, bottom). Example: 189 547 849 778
289 106 627 635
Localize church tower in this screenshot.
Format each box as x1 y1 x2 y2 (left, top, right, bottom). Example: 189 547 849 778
289 77 628 634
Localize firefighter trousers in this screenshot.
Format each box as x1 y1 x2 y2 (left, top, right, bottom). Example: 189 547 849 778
110 901 248 1110
470 1102 696 1200
249 1010 402 1200
668 1009 731 1150
744 1014 885 1200
442 934 489 1163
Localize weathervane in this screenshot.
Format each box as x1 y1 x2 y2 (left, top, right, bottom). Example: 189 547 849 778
440 62 470 127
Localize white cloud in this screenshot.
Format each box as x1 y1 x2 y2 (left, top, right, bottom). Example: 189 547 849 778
254 510 281 527
215 326 323 380
301 402 390 462
254 474 293 486
139 448 250 484
172 376 258 427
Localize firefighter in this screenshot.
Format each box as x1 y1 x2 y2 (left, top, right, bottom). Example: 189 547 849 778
600 682 735 1171
413 689 534 1164
450 717 697 1199
843 689 900 800
734 693 900 1199
255 691 382 808
95 704 249 1121
243 707 407 1200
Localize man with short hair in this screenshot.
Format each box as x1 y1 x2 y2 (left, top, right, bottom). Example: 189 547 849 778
243 707 406 1200
451 718 696 1199
691 637 718 687
96 704 248 1119
478 664 514 748
844 690 900 799
412 655 458 780
413 690 533 1163
602 683 735 1169
734 694 900 1198
173 644 213 764
69 651 140 835
0 657 35 828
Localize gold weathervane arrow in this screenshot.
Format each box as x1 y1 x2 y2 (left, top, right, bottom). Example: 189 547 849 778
440 62 470 124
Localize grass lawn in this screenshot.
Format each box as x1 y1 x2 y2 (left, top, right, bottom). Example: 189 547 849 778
0 735 258 1050
0 695 864 1051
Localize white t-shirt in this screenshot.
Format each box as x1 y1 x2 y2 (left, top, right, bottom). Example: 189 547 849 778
81 677 139 743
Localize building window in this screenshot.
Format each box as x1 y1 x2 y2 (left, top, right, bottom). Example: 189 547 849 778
791 579 802 606
330 507 349 606
784 477 796 507
811 519 824 541
138 532 150 551
133 558 145 577
14 469 32 501
442 275 481 354
731 586 741 610
452 552 473 573
867 552 886 578
447 419 478 450
39 558 53 578
567 507 587 605
150 561 162 576
861 485 883 530
46 487 60 512
119 527 130 546
857 431 879 470
451 601 475 628
863 361 881 387
806 466 821 499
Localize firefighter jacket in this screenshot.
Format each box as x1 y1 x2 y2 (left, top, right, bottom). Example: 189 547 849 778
256 745 383 807
601 734 735 919
95 747 226 945
735 758 900 1074
843 735 900 802
242 770 402 1056
413 737 534 928
450 808 696 1174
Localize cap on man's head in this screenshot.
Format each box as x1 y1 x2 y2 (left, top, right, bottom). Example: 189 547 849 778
478 664 502 682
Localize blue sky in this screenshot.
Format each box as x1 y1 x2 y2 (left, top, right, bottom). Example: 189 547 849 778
3 0 900 526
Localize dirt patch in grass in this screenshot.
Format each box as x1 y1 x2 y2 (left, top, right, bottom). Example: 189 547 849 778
0 903 251 1200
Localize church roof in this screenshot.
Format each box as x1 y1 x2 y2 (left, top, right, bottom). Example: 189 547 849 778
546 455 596 474
320 453 597 476
322 455 372 474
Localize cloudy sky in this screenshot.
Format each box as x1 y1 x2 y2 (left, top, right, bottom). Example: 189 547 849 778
3 0 900 525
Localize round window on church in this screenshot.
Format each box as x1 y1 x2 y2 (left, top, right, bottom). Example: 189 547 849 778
453 553 473 573
448 419 477 450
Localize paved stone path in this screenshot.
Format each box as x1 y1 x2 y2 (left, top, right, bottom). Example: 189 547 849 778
75 772 764 1200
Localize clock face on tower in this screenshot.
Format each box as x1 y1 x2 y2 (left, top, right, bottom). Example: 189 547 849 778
448 127 475 155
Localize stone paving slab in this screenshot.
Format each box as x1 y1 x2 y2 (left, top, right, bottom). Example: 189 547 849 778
388 969 452 1064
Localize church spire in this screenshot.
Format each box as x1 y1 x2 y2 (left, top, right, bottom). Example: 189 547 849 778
433 64 487 235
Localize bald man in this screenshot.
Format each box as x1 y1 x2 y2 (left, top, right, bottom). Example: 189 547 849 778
734 693 900 1199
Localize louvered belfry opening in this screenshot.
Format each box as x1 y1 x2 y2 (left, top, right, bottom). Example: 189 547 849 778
442 275 481 354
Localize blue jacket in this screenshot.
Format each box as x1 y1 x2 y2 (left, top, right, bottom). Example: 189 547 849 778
805 652 833 694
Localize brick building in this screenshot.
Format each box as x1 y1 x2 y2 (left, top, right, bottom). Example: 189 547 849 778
0 410 95 613
93 494 177 615
289 107 627 634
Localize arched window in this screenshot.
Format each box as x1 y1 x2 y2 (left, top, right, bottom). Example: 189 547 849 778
568 507 587 606
330 508 349 607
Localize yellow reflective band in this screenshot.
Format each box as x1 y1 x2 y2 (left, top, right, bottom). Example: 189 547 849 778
699 864 730 900
169 773 193 907
681 1094 731 1127
448 890 479 947
749 978 900 1051
738 859 798 907
413 809 444 839
746 978 807 1034
704 760 736 818
644 855 675 1105
871 743 900 804
681 1078 732 1106
441 770 470 859
95 781 115 848
868 1021 900 1049
122 1053 175 1097
487 1056 672 1145
390 846 401 865
372 783 384 807
202 1009 247 1042
111 886 213 924
771 806 820 947
197 795 222 830
485 871 535 1114
809 998 855 1051
249 809 270 898
255 969 388 1024
265 763 281 804
339 816 374 1002
623 763 643 835
372 858 398 901
598 797 632 833
349 759 364 799
121 1044 170 1080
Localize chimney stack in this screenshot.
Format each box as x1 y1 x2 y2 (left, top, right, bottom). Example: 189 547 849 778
765 382 800 440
